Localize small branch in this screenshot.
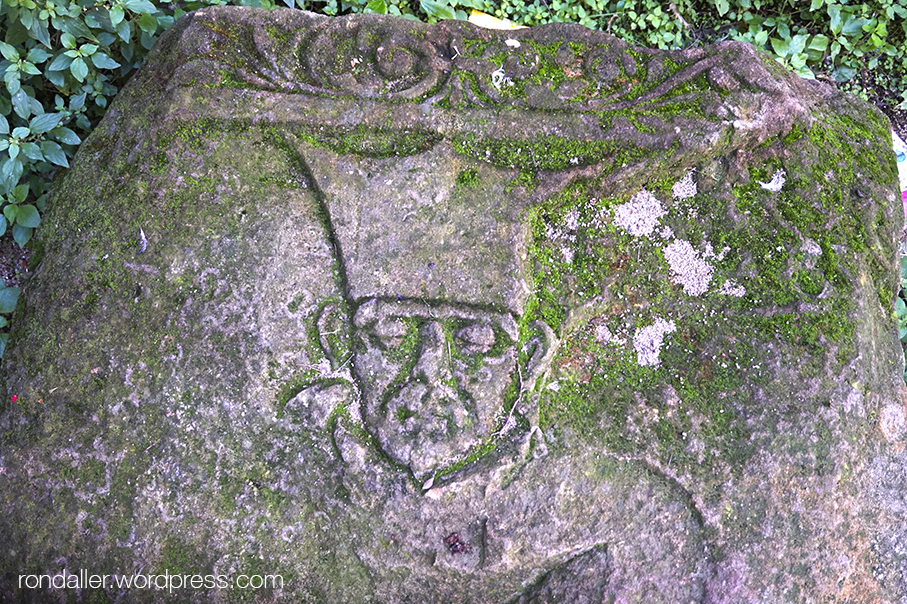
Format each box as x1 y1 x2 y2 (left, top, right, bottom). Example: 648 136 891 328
669 2 690 30
494 365 524 437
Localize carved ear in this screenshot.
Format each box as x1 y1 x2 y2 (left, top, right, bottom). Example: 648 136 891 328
316 299 351 370
523 320 557 386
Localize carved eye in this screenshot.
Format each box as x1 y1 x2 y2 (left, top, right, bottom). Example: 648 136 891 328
456 323 495 353
371 317 410 348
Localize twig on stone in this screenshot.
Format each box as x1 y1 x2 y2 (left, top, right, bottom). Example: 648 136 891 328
494 365 523 437
669 2 689 29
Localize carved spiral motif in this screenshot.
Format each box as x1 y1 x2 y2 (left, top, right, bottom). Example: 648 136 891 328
302 18 451 100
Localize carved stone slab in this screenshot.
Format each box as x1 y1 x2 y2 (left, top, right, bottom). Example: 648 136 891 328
1 7 906 603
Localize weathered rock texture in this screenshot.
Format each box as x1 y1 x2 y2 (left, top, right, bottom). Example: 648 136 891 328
1 7 906 603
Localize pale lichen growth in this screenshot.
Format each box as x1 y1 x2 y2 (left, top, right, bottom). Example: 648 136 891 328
491 66 514 90
718 279 746 297
594 324 625 345
663 239 714 296
672 170 697 199
801 238 822 256
633 318 676 367
612 190 666 237
758 169 786 192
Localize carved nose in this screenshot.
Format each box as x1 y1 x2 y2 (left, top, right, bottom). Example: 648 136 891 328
414 321 453 384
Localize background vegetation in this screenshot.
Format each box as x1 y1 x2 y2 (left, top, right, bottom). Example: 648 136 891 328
0 0 905 358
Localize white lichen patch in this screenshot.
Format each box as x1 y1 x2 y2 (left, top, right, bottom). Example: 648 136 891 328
491 66 514 90
672 170 697 199
612 190 666 237
633 318 676 367
545 208 580 262
718 279 746 297
758 169 786 192
663 239 714 296
879 403 906 442
505 38 521 48
801 238 822 256
594 324 626 345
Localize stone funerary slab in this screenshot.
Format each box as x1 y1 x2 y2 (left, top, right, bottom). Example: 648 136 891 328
2 6 907 603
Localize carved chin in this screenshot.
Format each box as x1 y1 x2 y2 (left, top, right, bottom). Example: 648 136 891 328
365 385 486 478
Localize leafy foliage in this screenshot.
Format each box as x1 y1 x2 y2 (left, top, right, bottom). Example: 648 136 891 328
0 283 18 357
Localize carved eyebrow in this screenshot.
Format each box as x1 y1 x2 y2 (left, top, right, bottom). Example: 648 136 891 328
454 322 497 353
370 316 411 339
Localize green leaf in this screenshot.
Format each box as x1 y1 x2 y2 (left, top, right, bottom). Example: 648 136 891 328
0 286 19 313
110 5 125 26
123 0 159 12
3 204 17 225
80 44 99 56
777 21 790 39
832 65 857 82
115 19 131 43
47 53 75 71
0 158 23 187
45 70 65 88
770 37 790 56
61 32 77 49
90 53 121 70
0 215 6 238
61 17 99 43
809 0 824 10
26 47 51 64
420 0 456 20
8 142 19 160
140 31 155 51
0 333 7 358
20 142 42 161
15 204 40 228
39 140 69 167
366 0 387 13
70 57 88 82
754 29 769 47
0 316 8 329
70 93 86 111
52 127 81 145
0 42 19 63
808 34 829 51
12 224 33 247
829 5 843 35
19 8 33 29
31 19 51 48
22 61 41 75
29 112 62 134
11 183 28 203
715 0 730 16
841 16 869 36
11 90 31 119
789 33 808 55
6 76 20 97
97 32 117 47
0 115 7 135
137 12 159 34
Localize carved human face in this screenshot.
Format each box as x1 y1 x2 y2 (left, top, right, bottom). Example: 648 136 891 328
352 298 519 479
